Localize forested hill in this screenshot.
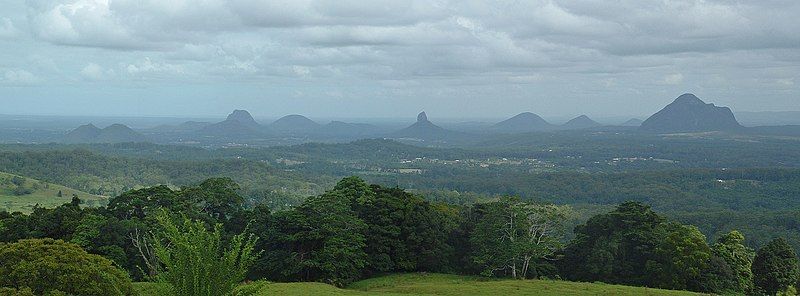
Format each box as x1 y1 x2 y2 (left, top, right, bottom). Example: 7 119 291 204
0 149 332 204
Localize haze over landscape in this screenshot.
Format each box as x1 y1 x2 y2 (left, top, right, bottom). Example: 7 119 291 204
3 2 800 296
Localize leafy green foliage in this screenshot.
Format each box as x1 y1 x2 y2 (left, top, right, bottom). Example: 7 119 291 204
152 211 259 296
469 197 569 279
708 231 754 294
263 191 368 286
561 202 665 285
752 238 800 295
559 202 744 293
647 223 711 291
0 238 133 295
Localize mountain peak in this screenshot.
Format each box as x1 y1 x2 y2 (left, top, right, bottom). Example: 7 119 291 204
563 115 601 129
574 115 591 120
74 123 101 133
672 93 705 105
641 94 742 132
417 111 428 122
226 110 259 127
64 123 146 143
492 112 554 132
104 123 131 130
270 114 320 132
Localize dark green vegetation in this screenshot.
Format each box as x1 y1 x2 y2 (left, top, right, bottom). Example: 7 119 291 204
152 212 259 296
561 202 750 293
0 123 799 295
751 238 800 295
0 131 799 253
3 175 799 295
0 238 133 295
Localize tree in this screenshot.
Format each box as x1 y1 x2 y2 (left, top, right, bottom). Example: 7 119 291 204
646 223 712 291
152 211 259 296
561 202 664 286
709 230 754 294
10 176 24 186
335 177 457 275
106 186 186 220
263 191 368 286
752 237 800 295
179 177 244 221
0 238 133 296
470 197 569 279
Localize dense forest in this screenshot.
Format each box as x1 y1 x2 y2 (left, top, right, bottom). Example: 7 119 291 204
1 135 799 294
1 140 799 254
2 177 799 295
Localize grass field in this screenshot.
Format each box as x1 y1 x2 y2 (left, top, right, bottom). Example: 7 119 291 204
0 171 107 213
133 273 704 296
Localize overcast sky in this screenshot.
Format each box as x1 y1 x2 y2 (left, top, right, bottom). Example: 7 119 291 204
0 0 798 119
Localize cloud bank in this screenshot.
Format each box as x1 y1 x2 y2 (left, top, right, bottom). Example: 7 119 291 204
0 0 797 117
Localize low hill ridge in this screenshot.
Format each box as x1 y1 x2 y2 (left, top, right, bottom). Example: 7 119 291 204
63 124 147 143
492 112 555 132
563 115 602 129
270 114 321 132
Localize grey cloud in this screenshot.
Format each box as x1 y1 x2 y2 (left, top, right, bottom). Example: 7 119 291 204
0 0 796 117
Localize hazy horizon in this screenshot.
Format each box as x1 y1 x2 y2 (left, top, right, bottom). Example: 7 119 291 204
1 1 798 118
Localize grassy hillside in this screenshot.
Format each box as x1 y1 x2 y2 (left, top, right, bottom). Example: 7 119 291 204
133 273 704 296
0 171 107 213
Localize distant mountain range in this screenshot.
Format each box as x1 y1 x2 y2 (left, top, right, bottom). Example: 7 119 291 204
491 113 604 132
63 124 147 143
54 94 796 146
641 93 742 133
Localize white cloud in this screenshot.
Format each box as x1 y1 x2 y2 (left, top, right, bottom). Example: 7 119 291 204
661 73 684 85
126 57 183 75
28 0 144 49
80 63 113 80
292 65 310 76
1 0 798 115
2 69 40 85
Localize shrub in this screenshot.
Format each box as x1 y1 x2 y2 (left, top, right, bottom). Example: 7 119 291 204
153 212 259 296
0 239 134 296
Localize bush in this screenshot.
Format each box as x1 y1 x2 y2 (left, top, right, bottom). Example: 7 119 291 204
0 239 134 296
0 287 35 296
11 186 32 196
153 212 259 296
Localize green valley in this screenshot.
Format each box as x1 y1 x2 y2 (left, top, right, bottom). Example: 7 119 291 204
0 171 107 213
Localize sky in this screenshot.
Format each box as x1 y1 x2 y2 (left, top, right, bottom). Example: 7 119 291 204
0 0 798 119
